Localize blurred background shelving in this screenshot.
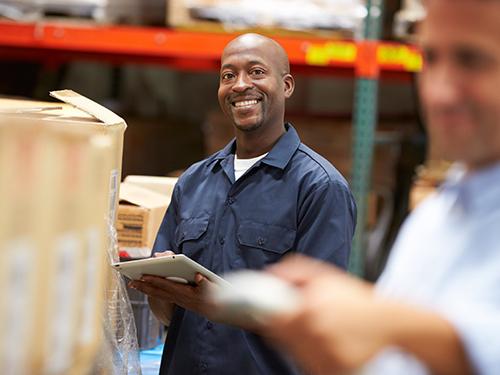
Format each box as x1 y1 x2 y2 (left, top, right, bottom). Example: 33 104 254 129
0 2 434 371
0 0 428 279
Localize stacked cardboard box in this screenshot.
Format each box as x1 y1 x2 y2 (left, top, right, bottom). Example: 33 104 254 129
116 176 177 258
0 91 133 374
115 176 177 352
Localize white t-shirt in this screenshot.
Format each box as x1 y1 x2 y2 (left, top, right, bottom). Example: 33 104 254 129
234 153 268 181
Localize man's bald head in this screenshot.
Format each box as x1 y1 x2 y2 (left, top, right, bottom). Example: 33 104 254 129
222 33 290 76
217 33 295 137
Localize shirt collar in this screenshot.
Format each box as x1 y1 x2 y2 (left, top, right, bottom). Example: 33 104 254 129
261 123 301 170
206 138 236 170
441 161 500 213
207 123 301 171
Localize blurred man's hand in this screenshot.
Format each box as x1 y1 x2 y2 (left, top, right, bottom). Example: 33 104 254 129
261 255 392 374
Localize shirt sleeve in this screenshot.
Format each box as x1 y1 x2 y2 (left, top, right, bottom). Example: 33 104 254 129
444 302 500 375
435 259 500 375
152 183 180 255
295 180 357 269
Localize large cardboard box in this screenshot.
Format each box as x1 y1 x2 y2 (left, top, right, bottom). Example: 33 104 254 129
0 121 57 375
117 182 170 257
0 90 130 375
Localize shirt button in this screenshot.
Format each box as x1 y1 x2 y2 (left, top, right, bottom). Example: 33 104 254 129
219 237 225 245
227 197 235 205
257 237 266 246
207 321 213 329
201 362 208 370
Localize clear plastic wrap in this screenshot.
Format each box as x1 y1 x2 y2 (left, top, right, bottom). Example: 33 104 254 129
94 219 142 375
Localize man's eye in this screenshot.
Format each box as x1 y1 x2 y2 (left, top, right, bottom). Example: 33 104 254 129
456 50 492 70
251 69 264 76
422 49 436 66
222 72 235 80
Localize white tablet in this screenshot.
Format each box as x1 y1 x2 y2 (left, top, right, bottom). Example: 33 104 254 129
112 254 227 286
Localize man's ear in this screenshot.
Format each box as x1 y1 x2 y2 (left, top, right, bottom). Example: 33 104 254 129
283 74 295 98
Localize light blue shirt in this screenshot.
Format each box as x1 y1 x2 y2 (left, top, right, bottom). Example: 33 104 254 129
365 162 500 375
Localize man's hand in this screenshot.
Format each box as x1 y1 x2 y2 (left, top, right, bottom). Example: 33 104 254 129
129 251 218 320
132 272 216 317
260 255 393 375
260 255 472 375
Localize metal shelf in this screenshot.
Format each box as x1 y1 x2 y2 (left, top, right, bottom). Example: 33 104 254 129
0 16 414 277
0 20 421 77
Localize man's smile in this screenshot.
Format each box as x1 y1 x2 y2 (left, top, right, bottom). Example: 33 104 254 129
233 99 261 108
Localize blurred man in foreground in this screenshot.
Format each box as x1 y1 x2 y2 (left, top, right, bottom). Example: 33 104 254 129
261 1 500 374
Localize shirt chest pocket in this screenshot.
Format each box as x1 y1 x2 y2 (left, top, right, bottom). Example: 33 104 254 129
237 221 296 269
175 217 209 259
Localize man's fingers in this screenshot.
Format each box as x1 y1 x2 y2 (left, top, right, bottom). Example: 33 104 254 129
130 280 173 301
141 275 193 291
195 273 214 288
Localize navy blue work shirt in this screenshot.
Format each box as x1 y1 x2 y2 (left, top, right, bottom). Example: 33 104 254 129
153 123 356 375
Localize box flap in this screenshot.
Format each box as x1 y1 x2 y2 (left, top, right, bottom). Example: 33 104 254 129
123 175 178 198
50 89 125 126
119 182 169 210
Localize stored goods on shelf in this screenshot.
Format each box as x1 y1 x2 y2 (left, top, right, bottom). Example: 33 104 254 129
168 0 367 38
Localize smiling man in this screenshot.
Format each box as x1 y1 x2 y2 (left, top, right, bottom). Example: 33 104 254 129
131 33 356 375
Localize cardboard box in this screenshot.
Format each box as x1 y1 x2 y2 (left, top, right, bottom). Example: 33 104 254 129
117 182 170 257
0 90 127 375
123 175 178 198
0 121 56 375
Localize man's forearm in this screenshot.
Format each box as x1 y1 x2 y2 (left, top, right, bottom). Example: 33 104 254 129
148 296 175 326
381 301 474 375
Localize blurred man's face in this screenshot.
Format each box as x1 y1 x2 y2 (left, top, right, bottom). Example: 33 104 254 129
419 0 500 170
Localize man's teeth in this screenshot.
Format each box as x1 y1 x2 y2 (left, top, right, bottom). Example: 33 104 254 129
234 100 259 108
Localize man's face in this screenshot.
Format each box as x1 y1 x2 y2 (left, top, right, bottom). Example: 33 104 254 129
218 39 294 133
419 0 500 170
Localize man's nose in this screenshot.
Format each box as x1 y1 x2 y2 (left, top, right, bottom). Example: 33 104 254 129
423 64 462 107
232 73 252 92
